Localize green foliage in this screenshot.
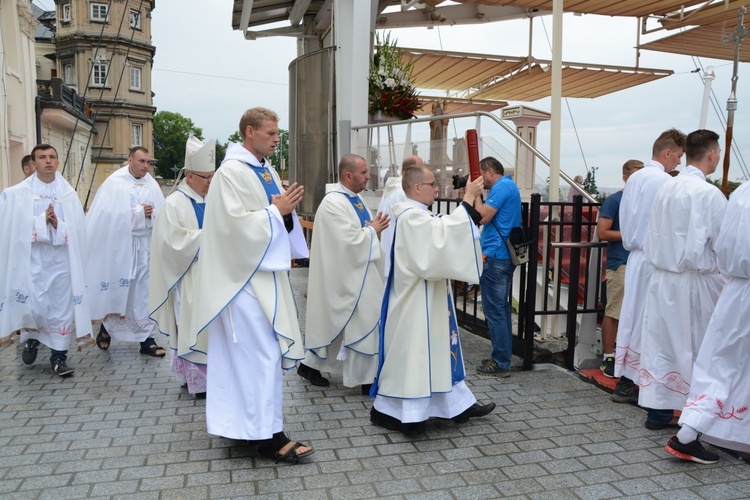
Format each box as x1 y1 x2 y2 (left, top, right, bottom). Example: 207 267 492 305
153 111 203 179
583 166 606 203
706 177 741 198
215 130 289 177
369 31 421 119
269 129 289 178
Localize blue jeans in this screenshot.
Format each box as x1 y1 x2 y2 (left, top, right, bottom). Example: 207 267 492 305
50 349 67 363
646 408 674 427
481 257 514 369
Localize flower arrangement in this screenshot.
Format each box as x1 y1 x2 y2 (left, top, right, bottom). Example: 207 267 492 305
368 32 421 120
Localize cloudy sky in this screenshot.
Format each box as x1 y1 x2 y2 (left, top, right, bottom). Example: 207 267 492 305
151 0 749 189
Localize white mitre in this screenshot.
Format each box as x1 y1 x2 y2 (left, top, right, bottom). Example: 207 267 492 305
184 136 217 173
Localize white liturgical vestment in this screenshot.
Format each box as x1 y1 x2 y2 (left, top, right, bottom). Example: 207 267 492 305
303 183 383 387
149 182 206 394
188 143 308 440
377 177 406 278
678 181 750 453
86 166 164 342
373 200 482 423
614 160 671 382
0 173 91 350
639 166 726 410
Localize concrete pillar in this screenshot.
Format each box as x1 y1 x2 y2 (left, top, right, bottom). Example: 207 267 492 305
501 105 551 202
333 0 375 159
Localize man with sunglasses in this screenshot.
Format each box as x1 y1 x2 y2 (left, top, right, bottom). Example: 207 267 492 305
149 136 215 397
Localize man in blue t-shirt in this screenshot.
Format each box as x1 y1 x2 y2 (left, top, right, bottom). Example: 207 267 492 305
596 159 643 377
473 157 522 377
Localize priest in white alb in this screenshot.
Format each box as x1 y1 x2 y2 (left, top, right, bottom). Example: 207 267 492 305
370 165 496 435
665 180 750 464
639 129 727 432
298 154 388 391
188 107 313 463
377 155 423 278
613 129 685 407
149 136 215 396
86 146 166 357
0 144 91 377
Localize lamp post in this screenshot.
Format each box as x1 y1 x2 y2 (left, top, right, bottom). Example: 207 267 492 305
170 165 180 179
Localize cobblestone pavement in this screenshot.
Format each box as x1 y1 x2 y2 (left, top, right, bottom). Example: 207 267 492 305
1 269 748 499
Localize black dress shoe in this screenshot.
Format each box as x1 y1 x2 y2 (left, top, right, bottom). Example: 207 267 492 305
452 402 496 424
370 407 426 436
297 363 330 387
361 384 372 396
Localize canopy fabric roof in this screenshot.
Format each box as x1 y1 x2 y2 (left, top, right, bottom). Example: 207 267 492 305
639 25 750 63
415 97 508 116
451 0 708 18
401 48 673 102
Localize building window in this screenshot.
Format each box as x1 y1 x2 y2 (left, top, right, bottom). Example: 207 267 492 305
90 2 108 22
92 62 107 86
64 64 75 85
131 124 143 147
129 9 141 29
130 67 141 90
61 3 71 22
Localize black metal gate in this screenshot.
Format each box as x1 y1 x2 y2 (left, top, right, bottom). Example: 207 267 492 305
451 193 605 371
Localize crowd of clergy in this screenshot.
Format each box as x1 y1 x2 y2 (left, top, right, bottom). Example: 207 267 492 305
610 128 749 464
0 108 747 466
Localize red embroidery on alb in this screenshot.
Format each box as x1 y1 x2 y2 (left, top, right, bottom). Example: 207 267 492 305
684 394 707 407
714 398 748 421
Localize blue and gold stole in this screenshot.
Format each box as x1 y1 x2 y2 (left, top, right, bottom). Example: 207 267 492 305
178 190 206 228
247 160 280 203
343 193 372 227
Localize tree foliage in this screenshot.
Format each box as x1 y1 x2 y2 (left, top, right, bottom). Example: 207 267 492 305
582 166 607 203
706 176 741 198
215 130 289 178
153 111 204 179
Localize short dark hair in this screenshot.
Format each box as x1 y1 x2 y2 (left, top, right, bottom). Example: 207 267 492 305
338 154 366 177
652 128 686 157
21 154 33 171
479 156 504 176
685 129 720 164
402 165 428 192
128 146 149 157
30 144 57 161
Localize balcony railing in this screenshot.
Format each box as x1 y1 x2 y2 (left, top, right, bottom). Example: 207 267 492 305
37 78 92 122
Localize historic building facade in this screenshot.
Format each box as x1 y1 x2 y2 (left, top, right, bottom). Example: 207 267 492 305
53 0 156 203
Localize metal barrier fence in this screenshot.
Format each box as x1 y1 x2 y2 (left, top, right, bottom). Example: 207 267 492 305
447 193 606 371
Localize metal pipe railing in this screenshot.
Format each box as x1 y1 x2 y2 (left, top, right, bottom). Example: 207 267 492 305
352 111 599 203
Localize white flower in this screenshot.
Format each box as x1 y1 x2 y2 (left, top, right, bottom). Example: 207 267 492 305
384 77 397 89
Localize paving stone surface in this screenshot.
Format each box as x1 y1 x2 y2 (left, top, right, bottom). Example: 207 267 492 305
0 268 747 499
